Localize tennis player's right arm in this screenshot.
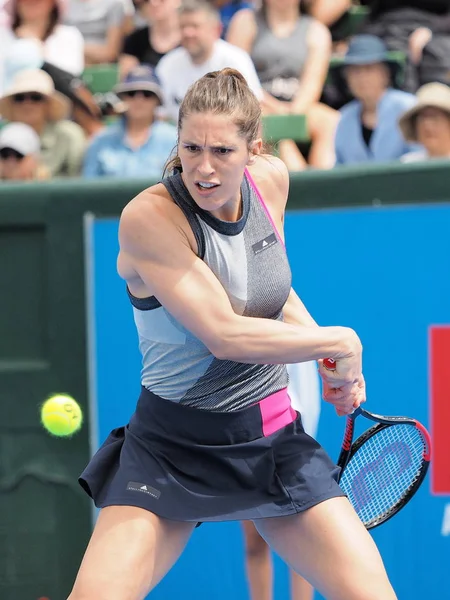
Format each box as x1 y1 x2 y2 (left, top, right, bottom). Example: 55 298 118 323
119 197 362 383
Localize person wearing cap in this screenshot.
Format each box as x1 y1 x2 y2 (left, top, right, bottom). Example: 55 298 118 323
0 121 49 181
0 0 84 95
400 82 450 163
83 65 177 178
332 35 420 166
0 68 86 177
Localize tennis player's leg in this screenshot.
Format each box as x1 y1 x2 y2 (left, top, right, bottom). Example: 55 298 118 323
291 570 314 600
242 520 273 600
68 505 195 600
255 497 397 600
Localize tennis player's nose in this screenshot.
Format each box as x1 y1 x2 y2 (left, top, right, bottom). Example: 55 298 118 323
198 153 214 177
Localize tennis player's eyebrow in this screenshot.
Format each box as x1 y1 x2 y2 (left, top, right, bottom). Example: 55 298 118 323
181 141 237 150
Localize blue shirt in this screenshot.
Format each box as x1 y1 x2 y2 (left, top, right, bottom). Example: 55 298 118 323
219 1 253 37
83 119 177 178
334 89 421 166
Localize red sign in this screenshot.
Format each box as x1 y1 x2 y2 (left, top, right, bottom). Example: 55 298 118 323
430 326 450 495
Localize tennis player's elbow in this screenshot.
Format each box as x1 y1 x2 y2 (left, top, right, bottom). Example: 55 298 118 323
206 320 247 361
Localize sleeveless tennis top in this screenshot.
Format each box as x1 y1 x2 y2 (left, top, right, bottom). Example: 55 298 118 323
250 13 313 101
128 169 292 412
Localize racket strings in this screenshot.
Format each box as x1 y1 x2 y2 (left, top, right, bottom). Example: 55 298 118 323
340 424 425 526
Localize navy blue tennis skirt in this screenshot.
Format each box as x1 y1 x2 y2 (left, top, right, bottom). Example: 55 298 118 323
79 386 344 522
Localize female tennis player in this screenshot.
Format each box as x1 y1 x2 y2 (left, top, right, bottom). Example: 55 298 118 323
69 68 397 600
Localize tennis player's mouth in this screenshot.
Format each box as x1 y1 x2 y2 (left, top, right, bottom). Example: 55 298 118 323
195 181 220 192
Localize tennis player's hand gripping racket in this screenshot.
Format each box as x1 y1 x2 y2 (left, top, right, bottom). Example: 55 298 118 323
323 358 432 530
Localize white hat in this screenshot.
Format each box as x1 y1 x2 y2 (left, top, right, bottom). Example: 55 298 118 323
0 122 41 156
0 69 70 122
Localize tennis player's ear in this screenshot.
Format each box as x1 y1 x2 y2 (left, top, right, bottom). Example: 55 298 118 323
247 138 263 164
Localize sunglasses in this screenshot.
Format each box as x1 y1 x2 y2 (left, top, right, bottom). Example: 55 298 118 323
0 148 25 160
12 93 46 103
123 90 157 99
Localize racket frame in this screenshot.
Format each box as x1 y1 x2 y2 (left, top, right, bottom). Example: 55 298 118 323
337 407 432 530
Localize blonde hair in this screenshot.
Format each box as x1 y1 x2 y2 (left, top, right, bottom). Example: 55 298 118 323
165 68 262 174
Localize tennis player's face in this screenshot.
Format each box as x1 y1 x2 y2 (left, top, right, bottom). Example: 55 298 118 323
179 112 261 220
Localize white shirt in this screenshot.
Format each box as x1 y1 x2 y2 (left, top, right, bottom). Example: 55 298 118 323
156 39 263 122
0 25 85 94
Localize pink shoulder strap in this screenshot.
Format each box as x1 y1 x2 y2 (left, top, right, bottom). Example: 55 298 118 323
244 167 285 248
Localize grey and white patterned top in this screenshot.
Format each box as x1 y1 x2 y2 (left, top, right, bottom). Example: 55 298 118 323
128 170 292 412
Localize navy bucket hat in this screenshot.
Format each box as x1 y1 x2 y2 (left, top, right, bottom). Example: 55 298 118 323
114 65 164 105
331 35 403 90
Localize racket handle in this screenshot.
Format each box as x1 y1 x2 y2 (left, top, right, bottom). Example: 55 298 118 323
323 358 336 370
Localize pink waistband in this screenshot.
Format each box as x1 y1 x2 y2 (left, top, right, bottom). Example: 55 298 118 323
259 388 296 437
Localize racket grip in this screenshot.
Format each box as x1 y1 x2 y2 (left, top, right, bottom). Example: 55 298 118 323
323 358 336 370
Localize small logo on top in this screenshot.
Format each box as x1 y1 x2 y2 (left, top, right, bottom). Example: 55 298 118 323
252 233 277 255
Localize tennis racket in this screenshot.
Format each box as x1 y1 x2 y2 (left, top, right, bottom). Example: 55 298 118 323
323 358 432 530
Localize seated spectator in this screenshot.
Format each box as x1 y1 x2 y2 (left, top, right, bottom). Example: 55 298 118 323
227 0 338 169
360 0 450 93
83 65 177 178
0 69 86 177
65 0 128 65
400 82 450 162
0 121 49 180
156 0 262 123
3 37 104 137
120 0 181 77
332 35 418 165
0 0 84 95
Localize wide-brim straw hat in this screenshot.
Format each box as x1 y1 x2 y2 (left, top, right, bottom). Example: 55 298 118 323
399 82 450 142
0 68 70 122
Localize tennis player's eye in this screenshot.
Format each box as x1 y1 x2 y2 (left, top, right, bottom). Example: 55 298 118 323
214 148 232 155
184 145 200 153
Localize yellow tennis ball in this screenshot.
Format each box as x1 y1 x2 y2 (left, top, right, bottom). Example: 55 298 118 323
41 394 83 437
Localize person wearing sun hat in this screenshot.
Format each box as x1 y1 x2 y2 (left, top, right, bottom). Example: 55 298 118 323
0 68 86 177
400 82 450 163
83 65 177 179
331 34 420 166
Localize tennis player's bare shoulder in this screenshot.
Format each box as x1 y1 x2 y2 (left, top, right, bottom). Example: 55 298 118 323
119 182 196 252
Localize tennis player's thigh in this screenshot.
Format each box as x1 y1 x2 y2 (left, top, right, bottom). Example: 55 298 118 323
255 497 397 600
68 505 195 600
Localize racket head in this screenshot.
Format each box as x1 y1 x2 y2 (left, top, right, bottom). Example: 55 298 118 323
338 417 431 530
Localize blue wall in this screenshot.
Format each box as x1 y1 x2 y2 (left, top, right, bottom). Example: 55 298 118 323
88 204 450 599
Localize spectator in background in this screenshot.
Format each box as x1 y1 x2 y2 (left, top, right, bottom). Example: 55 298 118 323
120 0 181 77
156 0 262 123
0 0 84 95
83 65 176 177
227 0 338 170
400 82 450 162
0 69 86 177
359 0 450 93
0 121 49 180
65 0 127 65
332 35 418 166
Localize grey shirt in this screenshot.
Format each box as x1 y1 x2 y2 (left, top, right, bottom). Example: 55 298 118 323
65 0 125 44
